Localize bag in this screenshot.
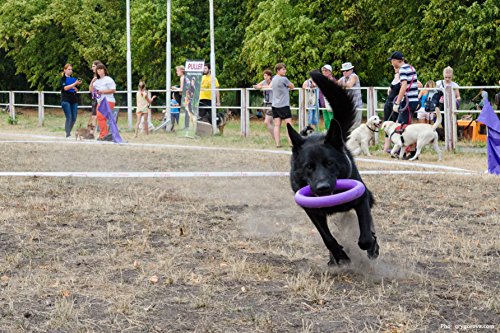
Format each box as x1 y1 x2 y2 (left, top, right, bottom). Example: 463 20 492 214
424 94 437 112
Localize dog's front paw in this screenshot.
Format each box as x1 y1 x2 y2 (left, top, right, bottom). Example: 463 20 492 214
328 250 351 266
367 238 380 260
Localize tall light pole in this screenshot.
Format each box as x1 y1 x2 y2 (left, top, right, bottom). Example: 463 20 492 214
126 0 132 129
166 0 171 116
209 0 217 134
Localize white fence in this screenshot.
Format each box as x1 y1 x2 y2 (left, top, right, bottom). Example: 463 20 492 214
0 86 498 150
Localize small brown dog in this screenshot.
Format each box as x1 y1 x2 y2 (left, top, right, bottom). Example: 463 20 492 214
216 110 232 135
75 124 95 140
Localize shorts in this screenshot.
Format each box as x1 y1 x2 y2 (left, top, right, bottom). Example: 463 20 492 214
272 106 292 119
307 107 319 125
416 107 434 121
396 99 419 125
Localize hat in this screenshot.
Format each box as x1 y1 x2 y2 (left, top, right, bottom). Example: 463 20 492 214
341 62 354 71
387 51 404 61
321 64 332 72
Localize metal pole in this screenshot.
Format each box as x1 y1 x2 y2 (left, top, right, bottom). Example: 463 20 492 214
166 0 171 115
126 0 133 129
209 0 217 134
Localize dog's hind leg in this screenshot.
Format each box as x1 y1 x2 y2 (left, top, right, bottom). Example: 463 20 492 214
305 209 350 265
432 135 442 160
354 199 379 259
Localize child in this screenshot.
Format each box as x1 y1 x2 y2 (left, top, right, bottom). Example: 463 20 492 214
170 94 180 130
135 80 156 137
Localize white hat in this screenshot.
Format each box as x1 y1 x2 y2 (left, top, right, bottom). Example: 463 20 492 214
341 62 354 71
321 64 332 72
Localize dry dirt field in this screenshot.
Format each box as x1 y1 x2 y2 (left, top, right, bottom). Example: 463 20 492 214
0 131 498 333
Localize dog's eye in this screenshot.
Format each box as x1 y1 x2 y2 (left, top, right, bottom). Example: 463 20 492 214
325 160 334 167
305 163 314 170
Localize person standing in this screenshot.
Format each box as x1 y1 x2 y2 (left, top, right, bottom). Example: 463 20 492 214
253 69 274 139
302 77 319 131
89 60 103 132
270 63 294 148
389 51 419 158
60 64 82 138
338 62 363 128
319 64 336 130
383 67 401 153
89 63 116 141
199 64 220 122
436 66 461 130
134 80 156 137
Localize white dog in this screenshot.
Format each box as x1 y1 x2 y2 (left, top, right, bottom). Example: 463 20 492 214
381 108 442 161
346 115 382 156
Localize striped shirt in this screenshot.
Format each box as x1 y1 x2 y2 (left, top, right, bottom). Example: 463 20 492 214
399 64 418 103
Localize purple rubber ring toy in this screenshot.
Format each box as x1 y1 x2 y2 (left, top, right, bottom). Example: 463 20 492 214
294 179 366 209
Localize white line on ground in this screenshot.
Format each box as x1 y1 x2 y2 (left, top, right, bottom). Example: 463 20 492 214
0 170 477 178
0 133 478 173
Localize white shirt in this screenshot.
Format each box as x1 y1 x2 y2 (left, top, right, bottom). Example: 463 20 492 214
94 76 116 103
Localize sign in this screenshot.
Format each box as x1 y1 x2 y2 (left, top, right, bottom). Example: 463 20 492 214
181 60 204 129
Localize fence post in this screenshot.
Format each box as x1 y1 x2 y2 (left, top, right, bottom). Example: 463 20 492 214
443 85 456 151
38 91 44 127
9 91 15 120
367 87 379 144
241 88 249 137
299 88 306 131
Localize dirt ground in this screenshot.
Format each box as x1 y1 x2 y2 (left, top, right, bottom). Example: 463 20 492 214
0 133 498 332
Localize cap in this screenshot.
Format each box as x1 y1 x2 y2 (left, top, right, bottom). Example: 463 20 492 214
387 51 404 61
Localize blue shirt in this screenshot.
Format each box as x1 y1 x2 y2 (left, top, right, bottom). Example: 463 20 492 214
170 99 180 114
63 76 77 93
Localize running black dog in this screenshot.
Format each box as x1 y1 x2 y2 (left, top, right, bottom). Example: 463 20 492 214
287 70 379 265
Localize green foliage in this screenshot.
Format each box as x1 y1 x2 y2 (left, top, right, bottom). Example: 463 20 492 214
7 116 18 125
0 0 498 91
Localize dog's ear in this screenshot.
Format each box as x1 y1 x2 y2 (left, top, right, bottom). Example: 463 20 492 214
287 124 305 150
324 118 344 149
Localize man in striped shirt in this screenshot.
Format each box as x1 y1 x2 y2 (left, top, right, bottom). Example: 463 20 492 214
388 51 419 125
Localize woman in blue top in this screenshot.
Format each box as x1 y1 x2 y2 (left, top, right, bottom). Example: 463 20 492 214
60 64 82 138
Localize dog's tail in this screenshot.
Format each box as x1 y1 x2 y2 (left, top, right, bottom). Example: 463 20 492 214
309 70 356 141
432 106 442 130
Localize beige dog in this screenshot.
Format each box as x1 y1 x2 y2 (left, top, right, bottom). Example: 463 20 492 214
381 108 442 161
346 115 382 156
75 124 95 141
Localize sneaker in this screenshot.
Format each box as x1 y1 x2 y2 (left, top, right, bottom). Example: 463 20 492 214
103 133 113 141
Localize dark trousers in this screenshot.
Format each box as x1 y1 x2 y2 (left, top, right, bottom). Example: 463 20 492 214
61 100 78 137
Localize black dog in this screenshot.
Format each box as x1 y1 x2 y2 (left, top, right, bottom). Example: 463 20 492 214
287 70 379 266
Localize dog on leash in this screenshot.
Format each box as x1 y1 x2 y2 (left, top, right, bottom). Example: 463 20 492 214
75 124 95 140
216 110 232 135
381 106 442 161
346 115 382 156
287 70 379 266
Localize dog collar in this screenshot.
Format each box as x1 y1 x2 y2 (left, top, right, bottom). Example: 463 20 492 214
367 124 379 133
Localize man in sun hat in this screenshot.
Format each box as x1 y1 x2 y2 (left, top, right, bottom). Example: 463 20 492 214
338 62 363 128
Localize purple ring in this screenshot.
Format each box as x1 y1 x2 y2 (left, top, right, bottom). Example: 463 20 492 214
294 179 366 208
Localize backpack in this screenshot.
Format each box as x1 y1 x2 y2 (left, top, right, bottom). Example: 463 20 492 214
425 92 441 112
